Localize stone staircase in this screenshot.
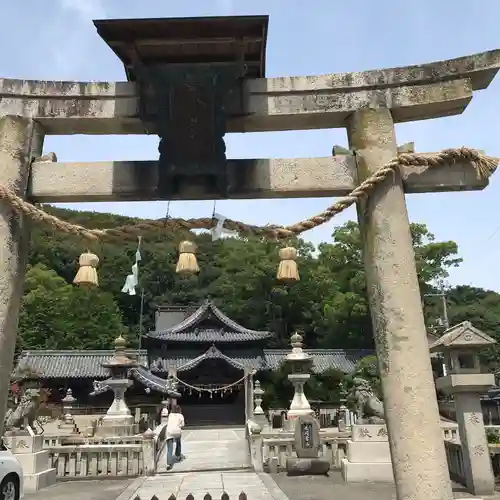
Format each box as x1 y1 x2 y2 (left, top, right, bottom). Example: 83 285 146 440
156 427 251 474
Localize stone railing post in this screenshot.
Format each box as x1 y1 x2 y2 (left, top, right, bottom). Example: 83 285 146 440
141 429 156 475
248 427 264 472
346 108 453 500
0 116 45 436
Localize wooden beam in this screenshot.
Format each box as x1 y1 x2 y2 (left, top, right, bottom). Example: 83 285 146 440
108 36 263 47
28 155 491 203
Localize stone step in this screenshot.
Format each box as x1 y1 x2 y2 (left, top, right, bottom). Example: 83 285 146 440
156 426 251 474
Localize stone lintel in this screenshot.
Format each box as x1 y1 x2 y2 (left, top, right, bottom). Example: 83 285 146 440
28 155 491 203
1 49 498 134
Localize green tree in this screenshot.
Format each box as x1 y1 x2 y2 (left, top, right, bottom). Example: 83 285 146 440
315 221 462 349
24 208 465 354
18 264 125 351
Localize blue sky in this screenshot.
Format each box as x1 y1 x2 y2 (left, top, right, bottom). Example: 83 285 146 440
2 0 500 291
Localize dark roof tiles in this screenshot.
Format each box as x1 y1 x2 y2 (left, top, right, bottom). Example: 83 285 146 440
14 348 373 379
149 300 272 342
14 350 148 379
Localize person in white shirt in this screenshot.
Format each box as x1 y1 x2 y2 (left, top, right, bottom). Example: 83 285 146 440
166 405 185 470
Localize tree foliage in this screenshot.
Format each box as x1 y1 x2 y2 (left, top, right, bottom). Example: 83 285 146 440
17 206 500 400
18 263 125 351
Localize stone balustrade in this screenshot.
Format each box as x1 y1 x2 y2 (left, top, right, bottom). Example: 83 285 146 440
44 434 155 479
252 419 500 475
444 441 466 484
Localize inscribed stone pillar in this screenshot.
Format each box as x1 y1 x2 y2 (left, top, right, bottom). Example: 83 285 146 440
0 116 44 437
455 392 495 496
346 108 453 500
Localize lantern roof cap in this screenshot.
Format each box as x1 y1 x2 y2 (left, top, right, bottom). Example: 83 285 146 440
429 321 496 353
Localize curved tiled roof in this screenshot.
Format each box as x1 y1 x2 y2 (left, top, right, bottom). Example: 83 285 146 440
14 350 148 379
176 346 247 372
150 300 272 342
263 349 373 374
14 348 374 379
150 348 372 374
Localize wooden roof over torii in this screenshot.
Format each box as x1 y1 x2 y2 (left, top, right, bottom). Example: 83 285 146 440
93 15 269 81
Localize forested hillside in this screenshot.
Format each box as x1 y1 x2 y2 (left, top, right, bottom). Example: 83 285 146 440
18 206 500 373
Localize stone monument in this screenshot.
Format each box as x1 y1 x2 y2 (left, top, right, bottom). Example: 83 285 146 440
431 321 496 496
286 414 330 476
341 422 393 482
341 377 393 482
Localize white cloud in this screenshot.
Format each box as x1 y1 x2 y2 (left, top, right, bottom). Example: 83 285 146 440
47 0 107 77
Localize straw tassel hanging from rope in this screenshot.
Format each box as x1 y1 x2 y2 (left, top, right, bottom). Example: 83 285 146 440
73 251 99 287
276 246 299 282
176 240 199 275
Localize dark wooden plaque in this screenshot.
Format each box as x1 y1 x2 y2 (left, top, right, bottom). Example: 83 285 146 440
301 421 314 449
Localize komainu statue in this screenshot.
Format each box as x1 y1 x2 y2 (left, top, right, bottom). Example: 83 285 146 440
4 388 42 434
351 377 385 424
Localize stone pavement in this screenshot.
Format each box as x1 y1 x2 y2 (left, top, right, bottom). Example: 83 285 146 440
22 472 500 500
24 479 136 500
157 427 251 473
271 472 500 500
124 471 289 500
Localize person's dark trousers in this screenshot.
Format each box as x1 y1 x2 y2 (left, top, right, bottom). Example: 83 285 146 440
174 436 182 460
166 438 175 468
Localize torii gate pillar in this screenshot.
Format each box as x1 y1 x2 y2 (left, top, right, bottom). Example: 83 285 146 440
0 116 44 437
347 108 453 500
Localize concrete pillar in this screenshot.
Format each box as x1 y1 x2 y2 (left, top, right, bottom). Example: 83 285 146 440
0 116 44 437
346 108 453 500
455 392 495 496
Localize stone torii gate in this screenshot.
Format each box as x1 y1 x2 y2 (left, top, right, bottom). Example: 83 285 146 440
0 15 499 500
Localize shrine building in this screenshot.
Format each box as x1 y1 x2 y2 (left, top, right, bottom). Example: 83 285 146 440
13 300 372 427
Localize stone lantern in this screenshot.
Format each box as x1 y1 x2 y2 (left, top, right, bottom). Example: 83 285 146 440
252 380 268 428
99 335 137 436
62 388 76 425
286 332 314 422
430 321 496 496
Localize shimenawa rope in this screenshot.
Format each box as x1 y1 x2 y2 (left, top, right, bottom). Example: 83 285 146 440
1 147 497 242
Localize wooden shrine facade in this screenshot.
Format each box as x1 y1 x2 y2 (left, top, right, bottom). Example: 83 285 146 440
14 300 372 427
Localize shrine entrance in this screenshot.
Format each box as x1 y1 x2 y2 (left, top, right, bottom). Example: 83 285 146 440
176 357 246 427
